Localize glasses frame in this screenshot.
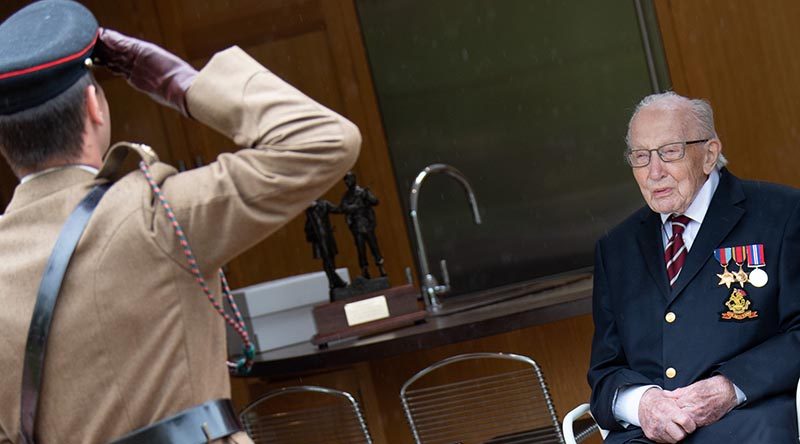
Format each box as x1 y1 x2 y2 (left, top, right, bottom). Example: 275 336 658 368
625 138 710 168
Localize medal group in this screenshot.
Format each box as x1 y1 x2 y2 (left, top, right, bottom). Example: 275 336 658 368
715 244 767 320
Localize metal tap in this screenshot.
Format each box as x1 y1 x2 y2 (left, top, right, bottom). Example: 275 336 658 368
409 164 481 312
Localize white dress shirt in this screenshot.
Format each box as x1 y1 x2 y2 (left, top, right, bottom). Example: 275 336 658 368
20 164 99 184
612 168 744 427
658 168 719 253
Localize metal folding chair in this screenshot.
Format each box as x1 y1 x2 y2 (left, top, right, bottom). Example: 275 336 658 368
562 403 606 443
400 352 564 444
239 385 373 444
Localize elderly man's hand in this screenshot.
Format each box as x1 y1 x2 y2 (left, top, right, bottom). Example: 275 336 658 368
664 375 738 428
639 387 697 443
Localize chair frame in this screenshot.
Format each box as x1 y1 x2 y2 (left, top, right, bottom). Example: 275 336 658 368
562 403 607 443
400 352 563 444
239 385 373 444
796 376 800 442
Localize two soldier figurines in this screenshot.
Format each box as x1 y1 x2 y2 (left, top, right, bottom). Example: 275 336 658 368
304 172 388 301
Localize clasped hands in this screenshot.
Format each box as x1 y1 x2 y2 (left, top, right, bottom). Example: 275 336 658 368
638 375 738 443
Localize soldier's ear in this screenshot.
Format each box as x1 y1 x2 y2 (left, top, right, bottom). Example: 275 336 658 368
85 84 106 125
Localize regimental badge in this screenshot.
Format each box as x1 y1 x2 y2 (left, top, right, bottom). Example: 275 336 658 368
720 288 758 321
714 247 735 288
746 243 768 288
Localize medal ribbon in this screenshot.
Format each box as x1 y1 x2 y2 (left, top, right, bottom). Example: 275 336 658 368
732 245 747 266
747 243 766 267
714 247 732 267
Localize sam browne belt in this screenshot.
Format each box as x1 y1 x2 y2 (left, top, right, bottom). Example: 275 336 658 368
109 399 241 444
20 183 111 444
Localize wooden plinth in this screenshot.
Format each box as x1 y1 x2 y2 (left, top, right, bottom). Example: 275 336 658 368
312 284 426 346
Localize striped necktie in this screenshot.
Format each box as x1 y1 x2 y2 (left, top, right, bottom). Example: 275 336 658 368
665 214 691 286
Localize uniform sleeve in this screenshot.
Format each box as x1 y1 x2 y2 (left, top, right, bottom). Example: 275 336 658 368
588 240 654 431
715 197 800 403
149 46 361 273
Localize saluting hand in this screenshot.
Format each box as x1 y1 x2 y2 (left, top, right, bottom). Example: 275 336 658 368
93 28 198 117
639 387 697 443
664 375 738 428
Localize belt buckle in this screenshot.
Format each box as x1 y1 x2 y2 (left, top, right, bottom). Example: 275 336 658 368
202 422 212 443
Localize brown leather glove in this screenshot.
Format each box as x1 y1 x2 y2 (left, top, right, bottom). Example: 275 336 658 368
94 28 198 117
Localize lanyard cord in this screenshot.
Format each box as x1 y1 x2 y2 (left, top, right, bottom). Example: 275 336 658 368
139 161 255 376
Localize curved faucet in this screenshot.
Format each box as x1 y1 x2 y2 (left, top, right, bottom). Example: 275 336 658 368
409 164 482 312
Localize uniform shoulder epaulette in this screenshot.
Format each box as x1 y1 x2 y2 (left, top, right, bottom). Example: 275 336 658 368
96 141 160 182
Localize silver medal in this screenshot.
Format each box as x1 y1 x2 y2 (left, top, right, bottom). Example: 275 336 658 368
748 267 768 288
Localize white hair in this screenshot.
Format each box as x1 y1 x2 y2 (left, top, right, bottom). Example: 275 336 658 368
626 91 728 169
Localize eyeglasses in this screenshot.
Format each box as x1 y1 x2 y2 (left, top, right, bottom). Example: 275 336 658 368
624 139 710 168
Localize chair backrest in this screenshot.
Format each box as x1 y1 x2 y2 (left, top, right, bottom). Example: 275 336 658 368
400 352 564 444
239 385 373 444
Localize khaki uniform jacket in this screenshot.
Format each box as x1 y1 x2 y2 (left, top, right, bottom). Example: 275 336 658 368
0 46 360 443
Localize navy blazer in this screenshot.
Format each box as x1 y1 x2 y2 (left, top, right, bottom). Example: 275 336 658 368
588 168 800 443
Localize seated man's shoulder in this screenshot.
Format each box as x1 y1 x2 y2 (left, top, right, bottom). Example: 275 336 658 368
740 178 800 215
741 177 800 199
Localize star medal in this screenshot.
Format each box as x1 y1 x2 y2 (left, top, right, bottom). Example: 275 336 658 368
714 247 735 288
746 243 768 288
732 246 749 287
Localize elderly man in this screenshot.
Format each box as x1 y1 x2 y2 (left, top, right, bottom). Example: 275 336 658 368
0 1 359 443
588 92 800 443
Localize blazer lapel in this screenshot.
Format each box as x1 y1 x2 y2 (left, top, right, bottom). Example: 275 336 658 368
669 169 745 301
636 209 670 300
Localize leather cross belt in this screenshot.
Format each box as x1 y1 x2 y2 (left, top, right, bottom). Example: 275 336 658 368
109 399 242 444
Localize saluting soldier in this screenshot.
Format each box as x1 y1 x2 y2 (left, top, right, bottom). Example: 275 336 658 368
0 1 360 443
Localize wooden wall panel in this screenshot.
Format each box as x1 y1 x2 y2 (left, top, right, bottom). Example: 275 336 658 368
144 0 414 289
0 162 13 210
0 0 415 292
0 0 19 211
0 4 17 209
654 0 800 187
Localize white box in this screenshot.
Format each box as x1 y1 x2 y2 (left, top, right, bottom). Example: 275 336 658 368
227 268 349 353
